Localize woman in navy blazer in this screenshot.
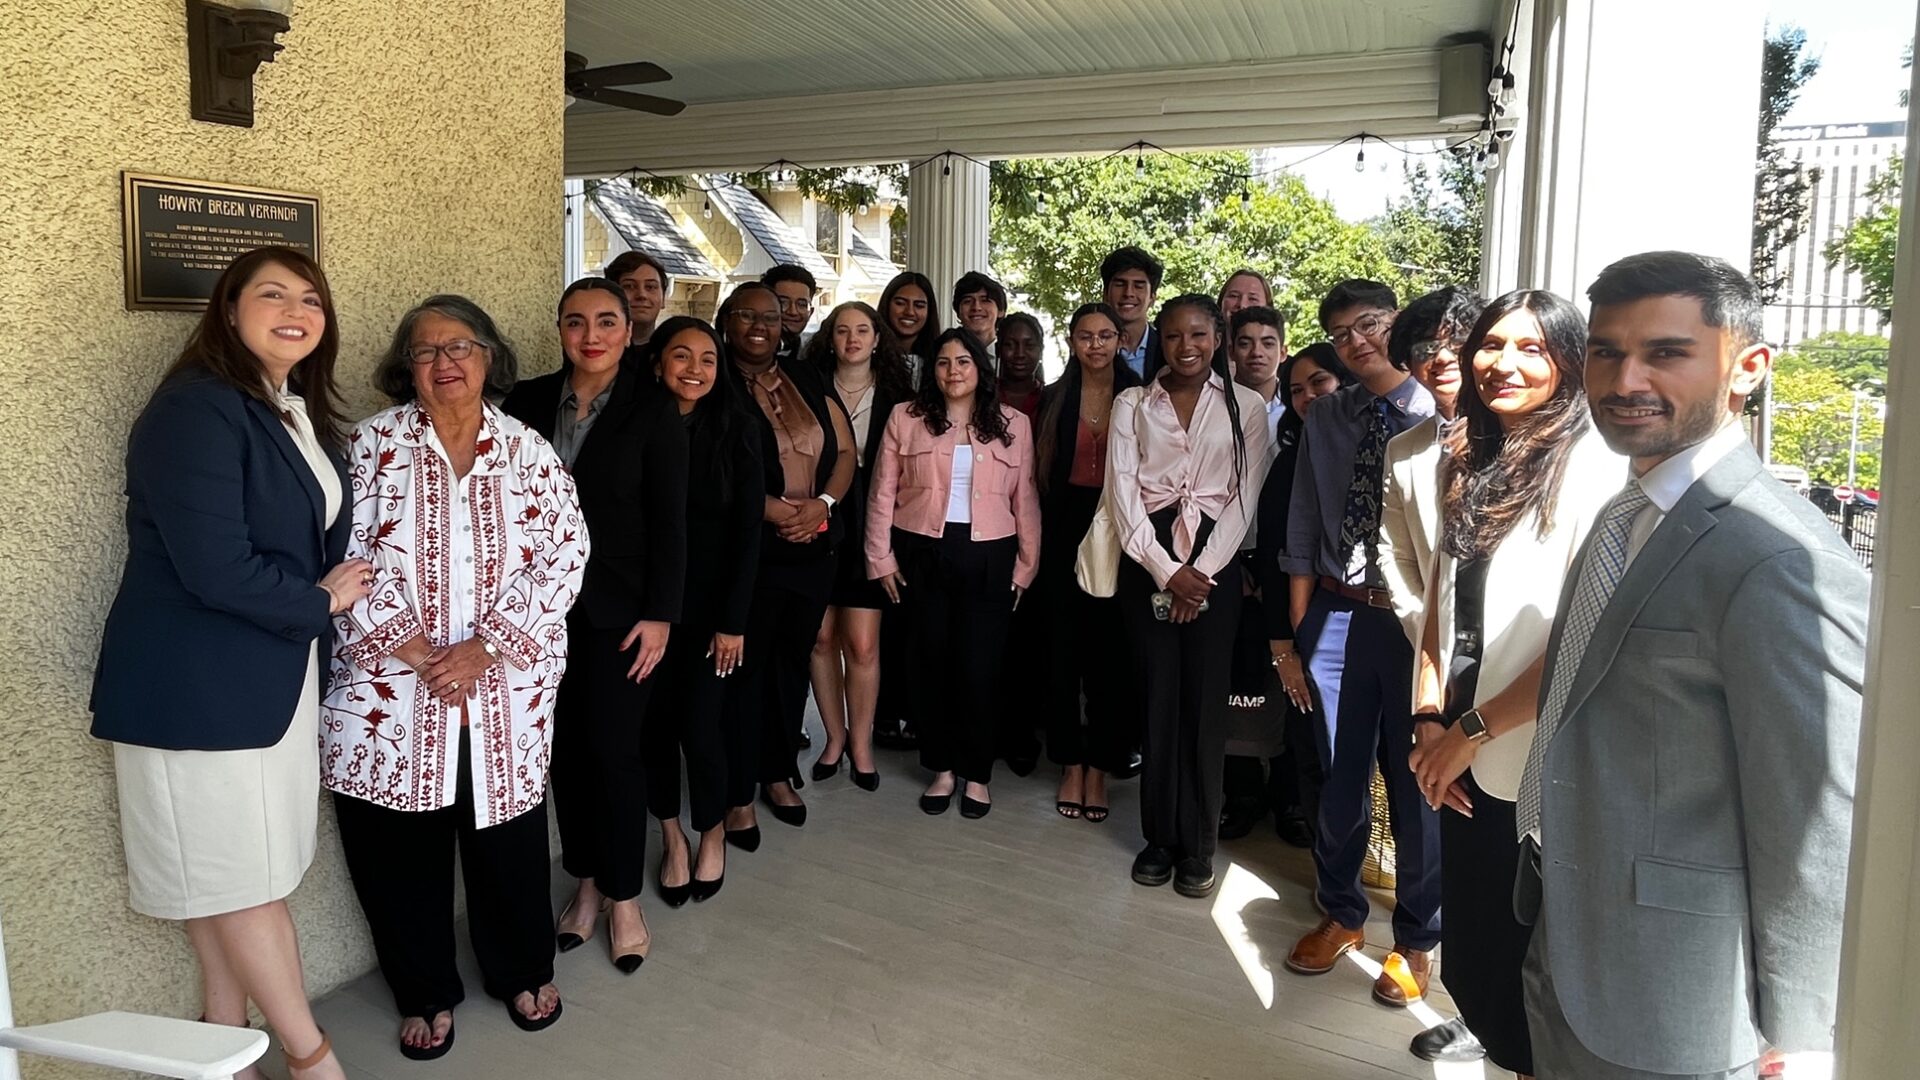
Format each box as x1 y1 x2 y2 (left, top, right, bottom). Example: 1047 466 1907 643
91 246 371 1080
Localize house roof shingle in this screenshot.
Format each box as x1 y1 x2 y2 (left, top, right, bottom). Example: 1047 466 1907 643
588 183 723 280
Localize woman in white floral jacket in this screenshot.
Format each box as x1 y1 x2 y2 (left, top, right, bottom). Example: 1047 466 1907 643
322 295 587 1062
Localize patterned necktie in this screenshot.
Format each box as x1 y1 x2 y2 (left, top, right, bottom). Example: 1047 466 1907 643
1516 481 1653 840
1338 397 1391 582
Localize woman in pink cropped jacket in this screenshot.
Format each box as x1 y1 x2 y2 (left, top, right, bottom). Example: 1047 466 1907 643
867 328 1041 819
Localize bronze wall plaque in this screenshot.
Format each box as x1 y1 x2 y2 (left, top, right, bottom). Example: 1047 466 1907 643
122 172 322 311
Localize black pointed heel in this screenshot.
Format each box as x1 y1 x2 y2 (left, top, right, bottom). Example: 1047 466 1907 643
725 825 761 852
690 874 724 902
852 768 879 792
761 788 807 827
810 753 844 782
656 875 691 909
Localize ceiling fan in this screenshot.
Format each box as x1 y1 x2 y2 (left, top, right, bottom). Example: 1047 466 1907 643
565 51 686 116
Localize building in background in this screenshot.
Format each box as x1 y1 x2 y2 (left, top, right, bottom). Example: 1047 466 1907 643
566 176 902 325
1765 119 1904 347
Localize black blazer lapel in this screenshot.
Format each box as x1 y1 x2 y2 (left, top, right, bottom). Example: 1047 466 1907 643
571 366 642 477
246 396 326 550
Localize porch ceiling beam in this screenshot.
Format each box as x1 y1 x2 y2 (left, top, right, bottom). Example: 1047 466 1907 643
565 47 1476 176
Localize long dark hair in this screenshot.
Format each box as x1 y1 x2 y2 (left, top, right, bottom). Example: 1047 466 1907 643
1154 293 1248 490
910 328 1011 446
555 276 630 371
650 315 748 487
165 245 346 450
878 271 941 359
1441 290 1592 560
804 301 913 404
1274 341 1355 453
1036 302 1139 494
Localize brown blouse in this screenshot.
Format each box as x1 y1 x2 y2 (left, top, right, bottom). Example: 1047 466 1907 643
745 365 823 499
1068 416 1107 488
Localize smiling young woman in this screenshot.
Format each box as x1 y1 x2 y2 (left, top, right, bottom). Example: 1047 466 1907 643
92 245 367 1080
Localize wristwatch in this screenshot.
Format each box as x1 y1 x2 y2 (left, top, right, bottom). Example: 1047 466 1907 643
818 492 837 513
1459 707 1492 743
480 638 500 661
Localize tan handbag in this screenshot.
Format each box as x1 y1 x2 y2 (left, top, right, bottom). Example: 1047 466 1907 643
1074 493 1121 598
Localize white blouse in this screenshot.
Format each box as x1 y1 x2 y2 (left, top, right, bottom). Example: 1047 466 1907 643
322 402 588 828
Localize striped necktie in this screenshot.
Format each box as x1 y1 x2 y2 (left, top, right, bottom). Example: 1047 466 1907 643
1516 481 1652 841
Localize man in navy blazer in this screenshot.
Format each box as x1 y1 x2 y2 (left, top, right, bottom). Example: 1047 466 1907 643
1101 245 1164 379
91 369 352 750
1519 252 1869 1079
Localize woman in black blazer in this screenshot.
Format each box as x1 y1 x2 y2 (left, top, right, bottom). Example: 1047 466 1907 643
1032 303 1142 822
640 316 763 905
501 277 689 974
803 301 911 789
720 282 854 846
91 245 369 1080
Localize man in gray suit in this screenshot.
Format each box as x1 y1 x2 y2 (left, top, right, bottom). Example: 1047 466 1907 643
1517 251 1869 1079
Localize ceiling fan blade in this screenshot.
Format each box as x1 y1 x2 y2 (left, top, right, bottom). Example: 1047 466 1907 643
577 86 687 116
574 60 672 87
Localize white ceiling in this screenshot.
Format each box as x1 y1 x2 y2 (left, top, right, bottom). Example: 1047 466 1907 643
563 0 1505 174
566 0 1499 105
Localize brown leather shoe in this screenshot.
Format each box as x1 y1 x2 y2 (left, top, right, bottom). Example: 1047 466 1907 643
1285 917 1366 975
1371 947 1432 1006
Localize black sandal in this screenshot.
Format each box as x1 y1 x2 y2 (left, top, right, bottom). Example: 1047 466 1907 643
506 991 563 1033
1056 800 1083 819
398 1013 455 1061
1082 804 1110 823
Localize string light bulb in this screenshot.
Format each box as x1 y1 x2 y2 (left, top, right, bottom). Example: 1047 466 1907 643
1497 71 1518 107
1135 151 1145 177
857 201 869 216
628 175 642 190
1354 144 1366 173
1240 187 1252 209
1487 65 1506 98
941 156 952 177
1036 188 1047 209
1484 144 1502 171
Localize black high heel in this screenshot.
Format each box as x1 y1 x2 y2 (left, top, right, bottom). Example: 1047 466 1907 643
761 787 807 827
810 753 843 782
724 825 761 852
919 792 953 815
852 767 879 791
656 868 692 909
960 795 992 819
690 874 724 902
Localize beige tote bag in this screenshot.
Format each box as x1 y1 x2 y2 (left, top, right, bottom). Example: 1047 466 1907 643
1073 387 1143 598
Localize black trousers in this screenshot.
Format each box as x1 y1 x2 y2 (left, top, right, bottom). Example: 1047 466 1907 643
333 731 554 1019
726 557 835 807
875 599 914 735
1440 773 1534 1074
1042 571 1137 773
898 525 1017 783
1121 557 1241 866
642 625 730 832
550 622 653 902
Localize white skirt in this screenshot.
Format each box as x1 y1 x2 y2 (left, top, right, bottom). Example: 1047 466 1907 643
114 644 321 920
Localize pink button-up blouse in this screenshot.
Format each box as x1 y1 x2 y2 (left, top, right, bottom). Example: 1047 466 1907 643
865 401 1042 588
1107 370 1272 589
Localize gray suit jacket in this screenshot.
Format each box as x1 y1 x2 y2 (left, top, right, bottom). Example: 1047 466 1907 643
1533 443 1868 1074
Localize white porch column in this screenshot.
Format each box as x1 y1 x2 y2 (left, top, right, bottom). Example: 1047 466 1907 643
1835 11 1920 1075
1481 0 1763 299
905 155 990 329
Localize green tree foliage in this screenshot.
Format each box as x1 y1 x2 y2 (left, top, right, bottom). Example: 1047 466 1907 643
1372 155 1486 289
1771 358 1883 487
1826 157 1901 320
1752 26 1822 304
1783 330 1890 391
988 151 1427 341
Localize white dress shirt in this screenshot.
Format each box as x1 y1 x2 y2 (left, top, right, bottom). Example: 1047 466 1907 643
1625 421 1747 565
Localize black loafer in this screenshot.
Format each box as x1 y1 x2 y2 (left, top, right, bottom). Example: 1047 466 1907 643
1111 751 1143 781
919 792 953 815
959 795 991 819
1131 844 1174 887
1173 857 1217 898
1218 800 1261 841
1409 1017 1486 1062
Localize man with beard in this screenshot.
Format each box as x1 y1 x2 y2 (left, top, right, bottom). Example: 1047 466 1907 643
1517 251 1866 1080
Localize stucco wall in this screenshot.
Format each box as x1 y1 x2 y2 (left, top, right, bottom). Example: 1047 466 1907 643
0 2 562 1075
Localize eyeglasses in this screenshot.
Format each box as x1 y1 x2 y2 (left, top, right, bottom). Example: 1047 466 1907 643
408 339 489 365
1072 331 1119 346
730 311 783 328
776 297 812 313
1329 312 1392 348
1411 337 1466 363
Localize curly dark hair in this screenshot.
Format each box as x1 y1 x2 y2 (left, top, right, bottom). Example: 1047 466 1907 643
804 301 913 404
909 328 1012 446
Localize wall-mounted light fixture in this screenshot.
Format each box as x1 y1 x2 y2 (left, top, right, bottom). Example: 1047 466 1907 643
187 0 294 127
